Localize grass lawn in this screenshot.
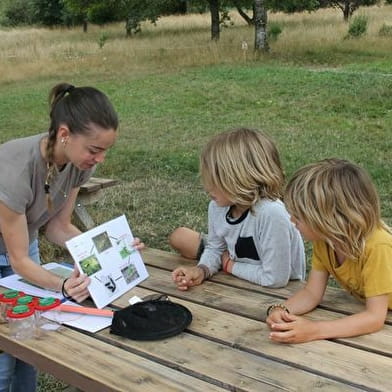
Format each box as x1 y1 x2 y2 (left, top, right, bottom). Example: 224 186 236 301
0 6 391 391
1 63 390 256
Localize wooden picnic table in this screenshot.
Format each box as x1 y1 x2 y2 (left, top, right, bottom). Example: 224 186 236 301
73 177 118 230
1 247 391 391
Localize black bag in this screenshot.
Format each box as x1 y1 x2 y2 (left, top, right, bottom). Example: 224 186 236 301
110 297 192 341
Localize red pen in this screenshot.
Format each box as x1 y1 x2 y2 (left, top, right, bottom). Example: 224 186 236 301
58 304 113 317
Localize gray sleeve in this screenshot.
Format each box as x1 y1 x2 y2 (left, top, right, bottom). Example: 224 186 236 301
231 204 300 287
73 166 96 188
0 168 32 214
198 202 226 277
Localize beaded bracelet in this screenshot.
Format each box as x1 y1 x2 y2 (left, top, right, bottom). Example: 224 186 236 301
266 303 290 317
61 278 72 300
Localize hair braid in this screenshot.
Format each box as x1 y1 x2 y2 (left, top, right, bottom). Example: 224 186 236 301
44 129 57 211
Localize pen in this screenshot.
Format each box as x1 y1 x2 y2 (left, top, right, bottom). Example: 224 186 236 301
58 304 114 317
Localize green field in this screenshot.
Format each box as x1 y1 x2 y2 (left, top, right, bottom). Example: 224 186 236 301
1 7 392 390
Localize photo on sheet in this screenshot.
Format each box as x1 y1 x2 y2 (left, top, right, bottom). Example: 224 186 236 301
121 263 140 284
79 255 102 276
92 231 112 253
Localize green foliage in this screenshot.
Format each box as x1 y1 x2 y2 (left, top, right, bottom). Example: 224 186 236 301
88 2 120 25
346 14 368 38
0 0 35 26
98 32 109 48
116 0 182 35
30 0 64 26
267 0 319 13
220 9 234 28
378 23 392 37
267 22 283 41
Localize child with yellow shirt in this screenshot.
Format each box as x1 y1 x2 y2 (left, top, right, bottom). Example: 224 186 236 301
266 158 392 343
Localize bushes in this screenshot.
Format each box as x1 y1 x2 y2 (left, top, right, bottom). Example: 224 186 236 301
378 23 392 37
346 15 368 39
268 22 283 41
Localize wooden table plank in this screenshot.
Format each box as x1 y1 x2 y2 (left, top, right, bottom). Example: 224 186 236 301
136 264 392 356
0 324 225 392
111 286 392 392
1 247 391 392
79 177 118 194
141 247 392 323
98 329 359 392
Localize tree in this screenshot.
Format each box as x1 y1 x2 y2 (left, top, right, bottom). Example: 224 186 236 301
323 1 379 21
233 0 319 26
62 0 100 32
0 0 35 26
31 0 65 26
268 0 319 13
233 0 254 25
207 0 221 40
254 0 268 51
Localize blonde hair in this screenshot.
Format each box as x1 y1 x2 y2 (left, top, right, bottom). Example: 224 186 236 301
285 158 386 260
200 127 284 210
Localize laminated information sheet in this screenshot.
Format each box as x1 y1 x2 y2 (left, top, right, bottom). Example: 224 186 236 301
66 214 149 308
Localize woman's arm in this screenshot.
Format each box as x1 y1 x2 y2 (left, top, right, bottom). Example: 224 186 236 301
0 193 90 302
0 201 64 291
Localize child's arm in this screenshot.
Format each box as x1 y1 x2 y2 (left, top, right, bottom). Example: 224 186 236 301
229 203 305 287
267 269 329 325
267 270 390 343
268 294 389 343
197 202 228 275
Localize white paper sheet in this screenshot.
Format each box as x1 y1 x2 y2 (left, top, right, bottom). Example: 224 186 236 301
0 264 112 332
0 262 72 299
66 215 149 309
42 300 112 333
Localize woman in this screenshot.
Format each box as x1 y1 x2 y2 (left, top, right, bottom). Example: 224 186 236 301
0 82 143 391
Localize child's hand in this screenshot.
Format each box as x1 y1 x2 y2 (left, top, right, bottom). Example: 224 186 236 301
132 237 145 251
172 266 205 291
268 314 318 343
266 307 289 327
221 250 234 274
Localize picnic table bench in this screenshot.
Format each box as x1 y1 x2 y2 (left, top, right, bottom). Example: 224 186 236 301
1 247 391 391
73 177 118 230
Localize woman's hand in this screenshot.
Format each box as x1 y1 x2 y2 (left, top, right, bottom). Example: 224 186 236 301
268 313 319 344
132 237 145 251
172 266 205 291
64 267 91 303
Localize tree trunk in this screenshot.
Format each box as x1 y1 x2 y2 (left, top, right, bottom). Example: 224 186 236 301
343 2 351 21
236 7 254 26
254 0 269 52
83 19 88 33
208 0 220 40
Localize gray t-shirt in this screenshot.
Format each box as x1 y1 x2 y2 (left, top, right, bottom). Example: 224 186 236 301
0 133 94 253
198 199 306 288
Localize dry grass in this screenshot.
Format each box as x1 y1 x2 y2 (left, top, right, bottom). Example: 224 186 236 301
1 6 392 85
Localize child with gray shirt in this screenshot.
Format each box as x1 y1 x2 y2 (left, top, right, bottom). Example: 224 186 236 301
171 128 305 289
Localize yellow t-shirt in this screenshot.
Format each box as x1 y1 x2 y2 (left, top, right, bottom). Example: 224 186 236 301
312 227 392 309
